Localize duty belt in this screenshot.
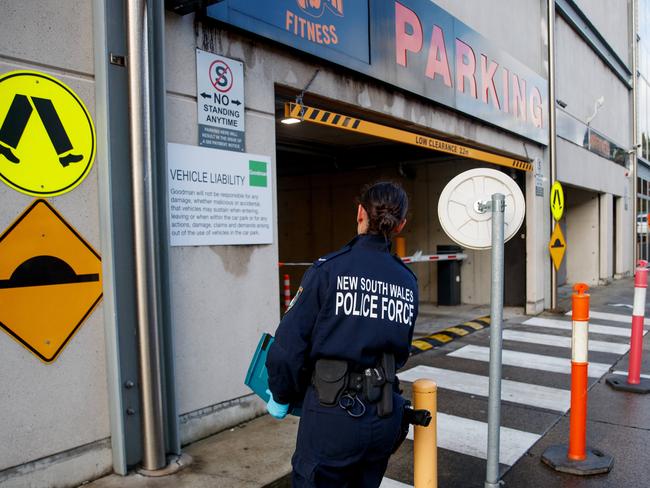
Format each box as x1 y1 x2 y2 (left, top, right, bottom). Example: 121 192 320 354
311 353 396 418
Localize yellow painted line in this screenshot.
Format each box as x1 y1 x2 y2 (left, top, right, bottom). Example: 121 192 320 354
285 103 532 172
412 340 434 351
464 321 485 330
428 333 453 343
478 316 491 324
445 326 470 336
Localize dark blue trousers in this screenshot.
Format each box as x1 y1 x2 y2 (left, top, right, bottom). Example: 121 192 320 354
291 387 405 488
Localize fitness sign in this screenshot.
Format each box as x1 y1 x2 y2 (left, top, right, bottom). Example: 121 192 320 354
196 49 245 152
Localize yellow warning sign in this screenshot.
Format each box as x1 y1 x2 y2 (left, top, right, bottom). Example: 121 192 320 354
0 200 102 362
284 103 533 172
549 222 566 271
550 181 565 221
0 71 96 197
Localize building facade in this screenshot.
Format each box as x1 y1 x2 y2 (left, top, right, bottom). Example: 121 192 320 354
0 1 635 486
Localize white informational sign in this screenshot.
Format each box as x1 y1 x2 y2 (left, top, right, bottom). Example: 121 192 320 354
196 49 245 152
167 143 273 246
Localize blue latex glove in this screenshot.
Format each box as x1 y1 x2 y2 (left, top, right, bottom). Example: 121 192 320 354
266 389 289 419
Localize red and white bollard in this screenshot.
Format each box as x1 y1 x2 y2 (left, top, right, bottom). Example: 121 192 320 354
542 283 613 475
568 283 589 462
607 260 650 393
283 274 291 311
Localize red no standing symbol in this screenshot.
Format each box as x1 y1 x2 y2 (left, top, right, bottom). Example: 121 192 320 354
209 60 233 93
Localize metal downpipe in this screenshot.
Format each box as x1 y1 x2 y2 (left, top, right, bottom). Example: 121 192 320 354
548 0 558 310
125 0 166 471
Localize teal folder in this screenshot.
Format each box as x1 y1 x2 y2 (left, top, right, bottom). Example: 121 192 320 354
244 333 301 416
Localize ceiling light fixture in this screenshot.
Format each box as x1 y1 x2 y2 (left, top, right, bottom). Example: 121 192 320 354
280 116 302 125
280 68 320 125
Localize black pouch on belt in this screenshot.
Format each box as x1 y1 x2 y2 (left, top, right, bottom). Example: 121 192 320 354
377 353 395 418
312 359 348 407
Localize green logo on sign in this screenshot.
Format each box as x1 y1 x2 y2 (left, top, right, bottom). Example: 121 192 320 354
249 160 267 187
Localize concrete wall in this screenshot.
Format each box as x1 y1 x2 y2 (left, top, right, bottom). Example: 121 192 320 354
556 16 631 146
574 0 631 63
0 1 111 486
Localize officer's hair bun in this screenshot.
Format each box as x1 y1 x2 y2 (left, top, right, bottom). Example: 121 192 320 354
358 182 409 238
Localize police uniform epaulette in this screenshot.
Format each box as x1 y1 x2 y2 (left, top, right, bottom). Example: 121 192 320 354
392 253 417 280
313 245 352 267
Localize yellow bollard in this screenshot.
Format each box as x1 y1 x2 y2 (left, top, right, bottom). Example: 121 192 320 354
413 379 437 488
395 236 407 258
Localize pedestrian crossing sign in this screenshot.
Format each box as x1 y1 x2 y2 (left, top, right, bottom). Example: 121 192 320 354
550 181 564 221
549 222 566 271
0 71 96 197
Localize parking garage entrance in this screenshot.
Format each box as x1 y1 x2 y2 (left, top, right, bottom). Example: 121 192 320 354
275 91 529 312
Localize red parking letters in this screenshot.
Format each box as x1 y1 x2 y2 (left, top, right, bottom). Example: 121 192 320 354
530 86 543 128
395 2 423 67
480 54 500 109
456 39 477 98
512 73 526 121
425 25 452 87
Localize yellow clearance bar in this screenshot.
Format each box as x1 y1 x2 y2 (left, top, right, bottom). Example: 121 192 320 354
284 103 532 172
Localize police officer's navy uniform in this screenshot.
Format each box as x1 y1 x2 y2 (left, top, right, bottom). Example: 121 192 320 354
267 234 419 487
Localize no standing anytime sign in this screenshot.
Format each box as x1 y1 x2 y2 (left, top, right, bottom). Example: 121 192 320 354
196 49 245 152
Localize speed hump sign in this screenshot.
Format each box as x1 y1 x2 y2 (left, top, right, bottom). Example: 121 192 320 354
0 200 102 362
0 70 96 197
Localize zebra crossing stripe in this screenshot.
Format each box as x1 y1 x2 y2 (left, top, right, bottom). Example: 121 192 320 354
565 310 650 326
448 344 612 378
502 330 629 354
380 478 412 488
405 412 540 466
398 365 571 411
524 317 643 338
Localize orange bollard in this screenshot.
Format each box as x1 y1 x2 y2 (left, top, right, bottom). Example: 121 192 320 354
395 236 407 258
568 283 589 461
413 379 437 488
541 283 613 475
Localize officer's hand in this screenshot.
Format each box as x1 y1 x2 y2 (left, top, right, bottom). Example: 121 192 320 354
265 389 289 419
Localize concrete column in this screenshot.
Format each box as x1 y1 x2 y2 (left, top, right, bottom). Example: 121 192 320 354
525 160 549 314
615 192 634 277
599 193 614 283
566 190 599 286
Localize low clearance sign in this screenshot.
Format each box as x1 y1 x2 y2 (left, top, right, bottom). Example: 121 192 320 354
207 0 548 144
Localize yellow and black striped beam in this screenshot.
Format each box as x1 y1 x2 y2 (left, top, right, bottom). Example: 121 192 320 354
284 103 532 172
410 316 491 355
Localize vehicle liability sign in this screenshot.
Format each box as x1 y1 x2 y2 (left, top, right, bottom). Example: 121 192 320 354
196 49 245 152
0 200 102 362
0 71 96 197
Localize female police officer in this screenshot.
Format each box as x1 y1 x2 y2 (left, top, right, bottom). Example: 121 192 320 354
265 181 418 487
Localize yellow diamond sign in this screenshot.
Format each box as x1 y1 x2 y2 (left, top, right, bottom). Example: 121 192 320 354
0 200 102 362
549 222 566 271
